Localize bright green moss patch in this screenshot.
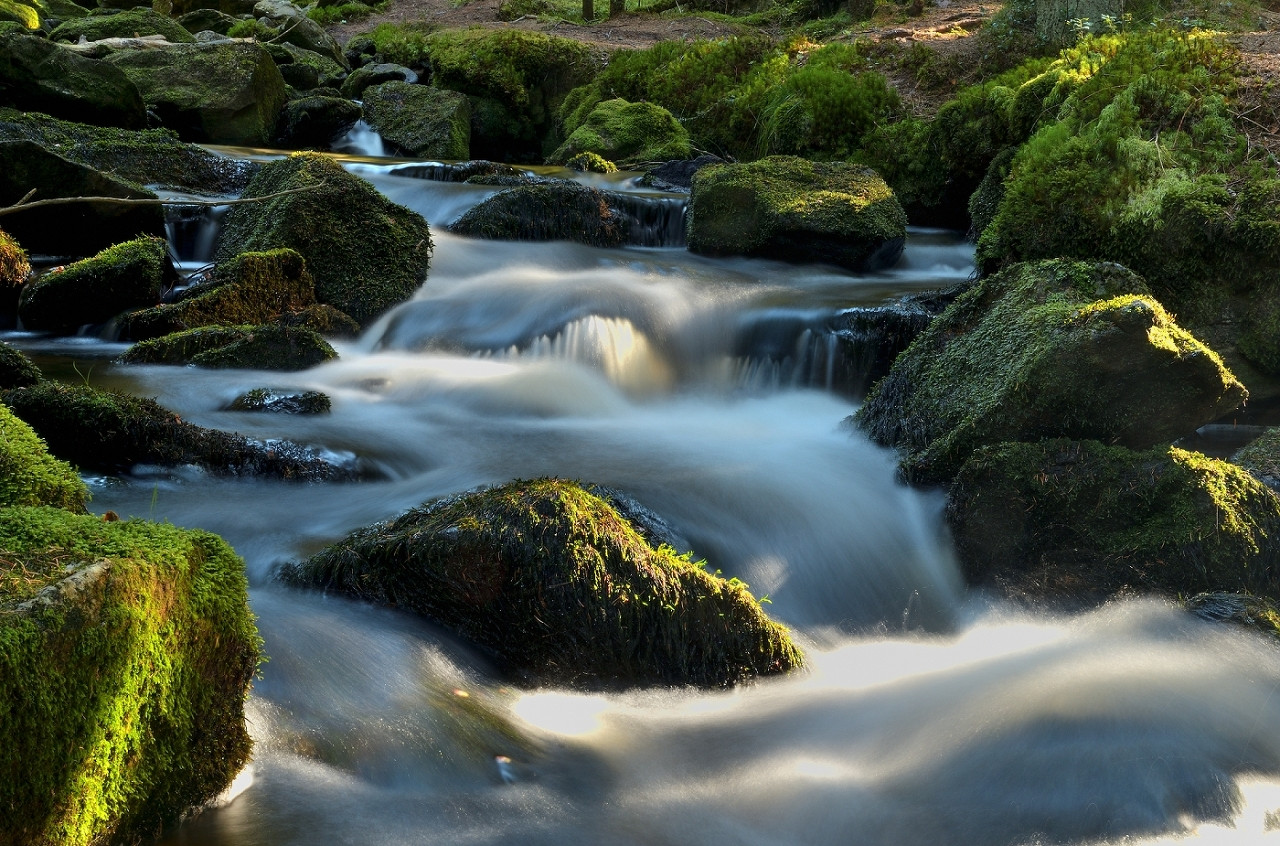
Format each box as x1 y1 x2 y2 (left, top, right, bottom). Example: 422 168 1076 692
0 341 43 390
0 402 88 512
948 440 1280 604
0 225 28 287
565 151 617 173
855 259 1246 485
0 0 38 30
280 478 803 689
550 98 690 168
0 505 259 846
19 236 170 335
49 8 196 43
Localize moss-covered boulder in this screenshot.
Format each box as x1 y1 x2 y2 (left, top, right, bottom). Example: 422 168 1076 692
0 340 43 390
172 0 256 16
550 98 691 169
19 236 172 334
213 153 432 326
0 108 257 195
277 95 361 148
256 13 345 68
687 156 907 272
566 151 616 174
120 323 336 370
855 260 1247 485
227 387 330 413
120 248 315 340
450 182 630 248
49 8 196 43
338 61 416 99
1232 428 1280 491
177 8 238 34
0 226 28 287
103 41 286 145
0 0 40 29
2 381 356 479
0 140 165 257
362 81 470 160
948 439 1280 604
0 402 87 510
280 478 802 688
0 505 259 846
275 302 360 337
0 31 145 129
263 41 346 91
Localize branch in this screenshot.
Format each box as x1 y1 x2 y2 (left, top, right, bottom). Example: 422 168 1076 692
0 182 327 218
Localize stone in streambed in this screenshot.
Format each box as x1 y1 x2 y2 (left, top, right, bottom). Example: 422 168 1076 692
0 30 146 128
119 323 337 371
361 81 470 160
450 181 630 248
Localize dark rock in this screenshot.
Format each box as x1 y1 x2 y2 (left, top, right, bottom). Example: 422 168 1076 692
0 30 145 128
278 95 361 148
227 386 330 413
450 182 630 248
119 323 337 370
362 81 469 159
338 61 416 99
19 236 173 334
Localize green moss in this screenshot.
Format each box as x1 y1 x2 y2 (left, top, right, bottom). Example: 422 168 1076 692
227 387 331 413
280 478 803 689
750 64 898 160
226 17 274 39
0 0 39 29
19 236 170 334
0 341 43 390
565 151 617 173
0 225 28 287
0 30 147 130
120 248 315 341
855 259 1247 485
450 182 631 247
49 8 196 43
0 505 259 845
686 156 907 271
550 98 690 168
361 81 470 159
275 303 361 338
0 403 87 512
948 440 1280 603
121 324 337 370
306 0 382 26
1232 427 1280 488
213 153 432 327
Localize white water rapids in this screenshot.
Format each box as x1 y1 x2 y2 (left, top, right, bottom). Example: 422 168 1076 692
16 157 1280 845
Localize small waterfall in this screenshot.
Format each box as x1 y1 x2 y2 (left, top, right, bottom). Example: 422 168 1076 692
490 315 673 396
606 193 687 248
163 202 229 266
331 120 388 157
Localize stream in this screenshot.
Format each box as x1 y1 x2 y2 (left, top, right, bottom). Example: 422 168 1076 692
13 150 1280 845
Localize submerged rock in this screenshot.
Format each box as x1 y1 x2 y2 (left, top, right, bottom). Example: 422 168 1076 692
550 98 691 169
362 81 470 160
855 259 1247 485
0 505 259 846
120 323 337 370
3 381 356 479
227 387 331 413
0 30 145 128
19 236 173 334
948 439 1280 604
280 478 803 689
450 182 631 248
686 156 907 271
213 152 432 326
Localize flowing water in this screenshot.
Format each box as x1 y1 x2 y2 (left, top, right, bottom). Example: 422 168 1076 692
16 154 1280 845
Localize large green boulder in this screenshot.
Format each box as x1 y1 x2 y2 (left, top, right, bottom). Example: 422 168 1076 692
0 506 259 846
256 13 345 68
0 108 257 195
687 156 908 272
3 381 354 479
948 439 1280 604
549 98 691 169
263 41 346 91
19 236 171 334
0 31 145 128
103 41 286 145
450 182 631 247
119 248 315 340
49 8 196 43
213 153 432 326
0 401 87 510
120 323 337 370
280 478 803 689
855 260 1247 485
362 81 470 160
0 140 165 257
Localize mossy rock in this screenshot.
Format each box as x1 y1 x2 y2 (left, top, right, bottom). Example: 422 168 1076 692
275 302 360 338
280 478 803 689
1232 428 1280 491
258 14 345 68
121 323 336 370
172 0 256 16
0 140 164 258
0 31 145 129
0 107 258 195
948 440 1280 604
278 95 361 148
0 505 259 845
3 381 357 479
264 41 347 91
0 340 43 390
1185 592 1280 641
119 248 316 340
687 156 907 272
213 153 432 326
855 259 1247 485
450 182 630 248
550 98 690 169
39 0 92 17
103 41 287 145
338 61 416 99
361 81 470 160
19 236 172 335
565 151 616 174
226 387 330 413
176 8 238 34
0 0 40 29
49 8 196 42
0 225 28 287
0 402 87 511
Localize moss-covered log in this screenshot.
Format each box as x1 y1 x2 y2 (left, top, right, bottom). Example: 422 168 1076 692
280 478 803 689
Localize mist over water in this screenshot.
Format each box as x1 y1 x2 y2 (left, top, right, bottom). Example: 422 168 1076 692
43 156 1280 844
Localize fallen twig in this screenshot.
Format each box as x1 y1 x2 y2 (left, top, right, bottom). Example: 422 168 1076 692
0 182 326 217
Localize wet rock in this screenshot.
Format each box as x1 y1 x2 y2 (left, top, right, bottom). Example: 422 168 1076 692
214 152 432 326
362 81 470 160
550 98 691 169
120 323 337 370
855 259 1247 485
177 7 238 34
3 381 358 479
275 302 360 337
278 95 361 148
339 61 417 99
280 478 803 689
390 159 523 182
0 340 41 390
103 40 287 145
1231 427 1280 491
1185 592 1280 641
264 41 346 91
227 387 331 413
49 8 196 43
639 154 724 192
948 439 1280 605
687 156 907 272
450 182 630 248
0 30 145 128
19 236 174 334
